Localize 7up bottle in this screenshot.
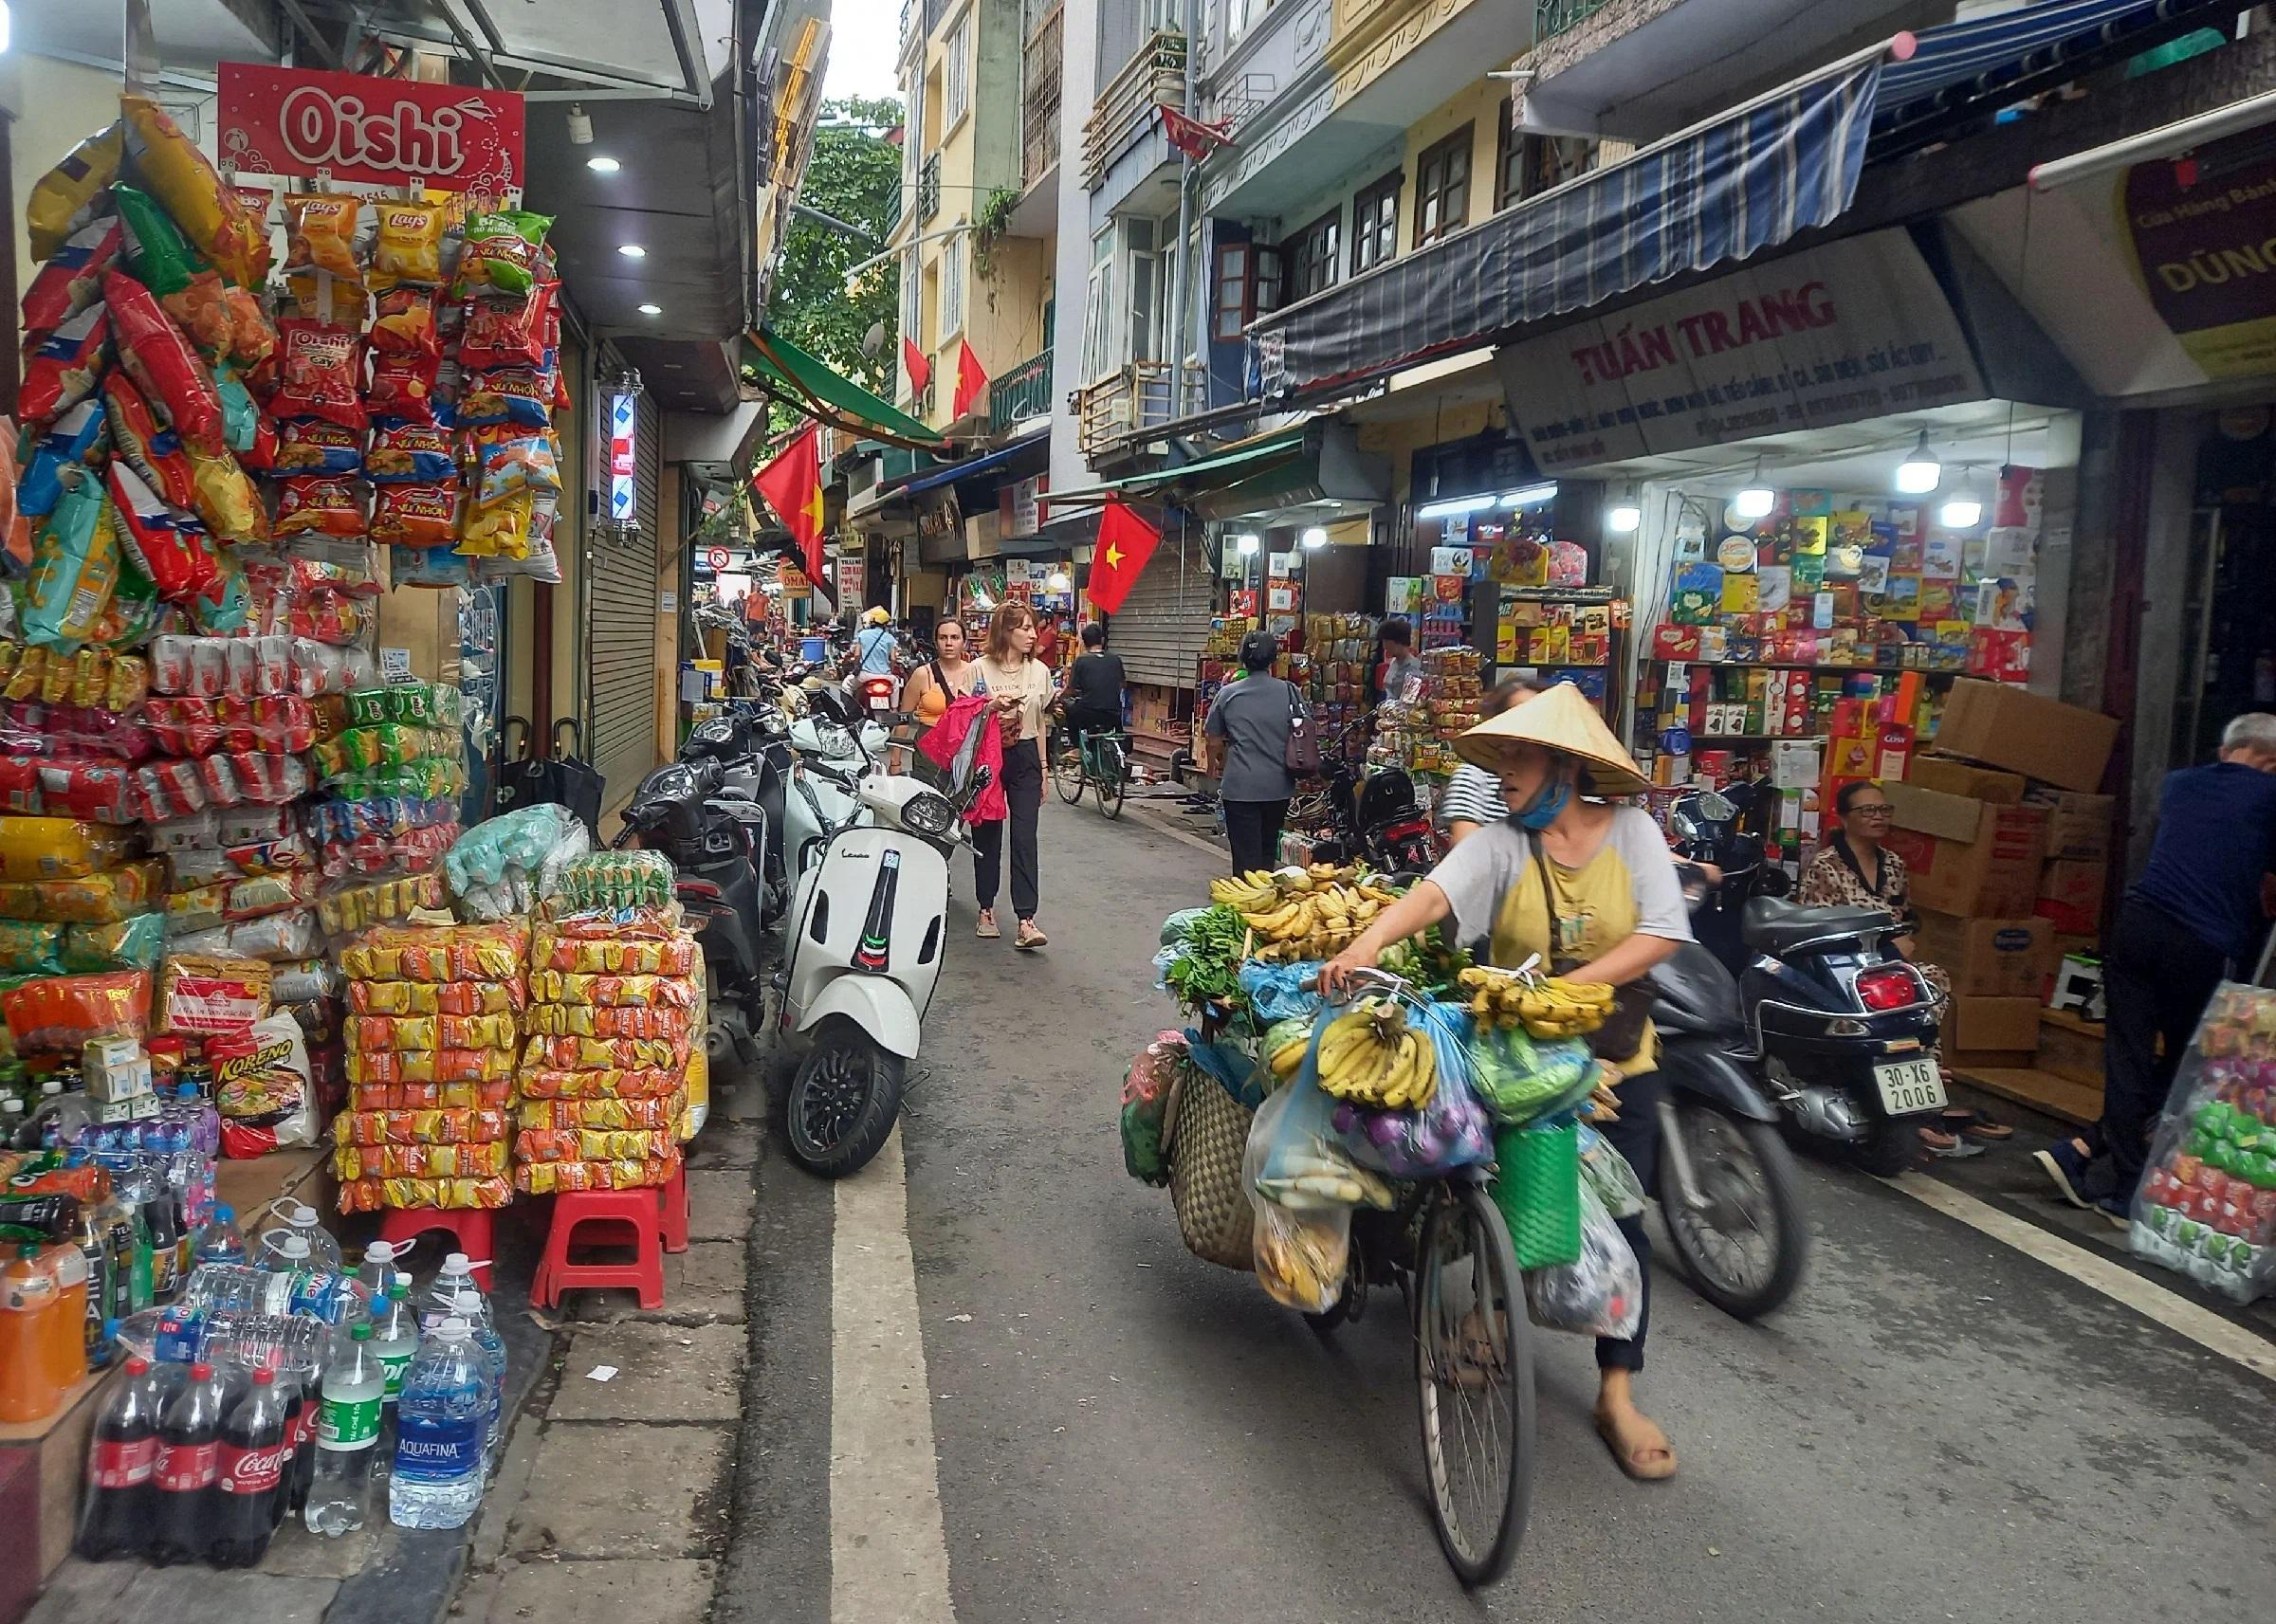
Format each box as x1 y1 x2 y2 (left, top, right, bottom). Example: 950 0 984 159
304 1323 382 1536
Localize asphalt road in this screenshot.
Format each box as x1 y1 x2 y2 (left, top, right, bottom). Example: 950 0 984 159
719 795 2275 1624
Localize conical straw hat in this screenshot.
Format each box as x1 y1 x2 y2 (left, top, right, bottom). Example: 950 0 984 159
1452 680 1649 798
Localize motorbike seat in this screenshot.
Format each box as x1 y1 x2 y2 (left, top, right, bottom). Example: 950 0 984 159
1739 896 1895 955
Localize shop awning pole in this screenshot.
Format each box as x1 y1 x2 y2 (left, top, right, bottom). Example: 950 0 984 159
2028 86 2276 191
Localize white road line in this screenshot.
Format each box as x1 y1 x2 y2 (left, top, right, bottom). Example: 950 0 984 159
832 1126 957 1624
1893 1172 2276 1385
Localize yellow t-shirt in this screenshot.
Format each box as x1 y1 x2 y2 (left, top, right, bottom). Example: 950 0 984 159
977 656 1053 744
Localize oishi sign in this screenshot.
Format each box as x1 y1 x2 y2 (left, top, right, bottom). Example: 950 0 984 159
218 64 524 193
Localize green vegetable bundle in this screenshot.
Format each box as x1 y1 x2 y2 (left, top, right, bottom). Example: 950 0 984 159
1163 903 1249 1013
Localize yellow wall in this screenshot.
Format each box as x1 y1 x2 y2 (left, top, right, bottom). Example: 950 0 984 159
1355 394 1504 505
1396 78 1505 258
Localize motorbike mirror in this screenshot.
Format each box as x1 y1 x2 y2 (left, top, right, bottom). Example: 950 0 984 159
1693 791 1736 824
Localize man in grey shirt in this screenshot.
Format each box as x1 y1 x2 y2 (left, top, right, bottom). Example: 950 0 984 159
1205 630 1301 873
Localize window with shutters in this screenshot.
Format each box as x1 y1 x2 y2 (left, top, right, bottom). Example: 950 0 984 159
1350 170 1400 276
1081 227 1115 381
945 15 971 127
1281 209 1340 301
941 237 965 339
1414 125 1472 248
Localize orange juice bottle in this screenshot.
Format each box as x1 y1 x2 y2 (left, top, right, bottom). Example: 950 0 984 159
0 1244 64 1423
41 1240 89 1392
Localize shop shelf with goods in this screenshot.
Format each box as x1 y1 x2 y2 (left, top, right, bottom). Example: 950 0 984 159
1300 612 1379 758
1494 584 1630 735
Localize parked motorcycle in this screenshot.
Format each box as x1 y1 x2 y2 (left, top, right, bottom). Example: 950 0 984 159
1301 741 1436 874
1671 788 1948 1176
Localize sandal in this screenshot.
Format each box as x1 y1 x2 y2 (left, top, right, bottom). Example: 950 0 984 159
1016 919 1048 950
975 909 1000 940
1445 1309 1505 1391
1960 1111 2013 1142
1594 1406 1678 1482
1918 1123 1982 1158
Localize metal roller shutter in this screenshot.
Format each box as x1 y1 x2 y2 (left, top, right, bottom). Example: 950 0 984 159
1108 530 1213 688
588 389 662 806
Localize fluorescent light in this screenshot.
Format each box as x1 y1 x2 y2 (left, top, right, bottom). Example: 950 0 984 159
1606 502 1642 533
1734 459 1774 520
1415 494 1497 521
1498 482 1558 508
618 244 648 259
1300 526 1328 549
637 302 663 316
586 155 621 173
1895 430 1940 495
1233 533 1259 554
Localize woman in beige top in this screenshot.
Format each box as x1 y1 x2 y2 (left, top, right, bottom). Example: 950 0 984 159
972 603 1056 947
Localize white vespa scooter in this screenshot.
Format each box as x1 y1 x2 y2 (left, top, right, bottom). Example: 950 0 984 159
769 686 970 1177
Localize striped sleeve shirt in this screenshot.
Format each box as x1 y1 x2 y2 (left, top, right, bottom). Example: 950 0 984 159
1437 763 1508 830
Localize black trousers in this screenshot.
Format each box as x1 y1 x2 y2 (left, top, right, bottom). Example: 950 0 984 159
972 745 1042 920
1065 705 1122 760
2087 896 2228 1196
1591 1067 1661 1374
1222 798 1290 875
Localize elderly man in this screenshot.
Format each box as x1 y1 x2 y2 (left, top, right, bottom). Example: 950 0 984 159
2037 712 2276 1223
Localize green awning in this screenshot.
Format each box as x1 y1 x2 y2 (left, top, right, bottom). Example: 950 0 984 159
741 328 945 448
1051 427 1308 504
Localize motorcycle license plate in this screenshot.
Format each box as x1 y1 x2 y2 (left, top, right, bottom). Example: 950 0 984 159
1873 1058 1947 1116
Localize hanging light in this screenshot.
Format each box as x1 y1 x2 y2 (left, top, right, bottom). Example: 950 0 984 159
1300 526 1328 549
1046 568 1072 592
1415 493 1497 521
1606 484 1642 533
1938 471 1983 530
1733 460 1774 521
1233 533 1259 554
1895 430 1941 495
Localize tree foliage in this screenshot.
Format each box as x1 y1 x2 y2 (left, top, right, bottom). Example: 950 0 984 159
764 96 905 410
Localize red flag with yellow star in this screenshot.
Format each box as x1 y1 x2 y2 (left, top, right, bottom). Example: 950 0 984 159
1084 500 1161 616
754 425 827 582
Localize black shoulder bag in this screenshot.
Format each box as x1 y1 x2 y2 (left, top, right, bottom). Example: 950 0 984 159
1283 681 1322 774
1533 835 1654 1063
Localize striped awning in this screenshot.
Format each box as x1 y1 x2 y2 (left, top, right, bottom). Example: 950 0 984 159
1249 0 2240 404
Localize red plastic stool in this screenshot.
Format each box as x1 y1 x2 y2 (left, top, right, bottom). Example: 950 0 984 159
659 1159 689 1254
376 1209 495 1291
532 1191 666 1310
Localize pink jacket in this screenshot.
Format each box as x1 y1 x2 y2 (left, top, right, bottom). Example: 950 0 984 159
917 693 1007 823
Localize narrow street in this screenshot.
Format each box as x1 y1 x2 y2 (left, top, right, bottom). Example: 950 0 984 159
721 800 2276 1624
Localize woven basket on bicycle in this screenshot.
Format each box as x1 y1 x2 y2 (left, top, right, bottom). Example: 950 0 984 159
1166 1064 1256 1270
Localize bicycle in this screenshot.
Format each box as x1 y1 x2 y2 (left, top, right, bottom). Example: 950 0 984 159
1050 721 1129 818
1298 967 1534 1588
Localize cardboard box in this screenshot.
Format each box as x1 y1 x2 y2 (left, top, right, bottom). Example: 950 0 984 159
1911 911 2052 998
1908 756 2026 804
1926 678 2120 794
1881 782 2049 917
2035 857 2109 934
1949 994 2043 1059
2029 789 2115 862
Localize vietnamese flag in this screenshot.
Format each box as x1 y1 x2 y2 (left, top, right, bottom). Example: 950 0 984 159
902 334 931 395
951 338 989 419
1085 501 1161 615
754 425 827 582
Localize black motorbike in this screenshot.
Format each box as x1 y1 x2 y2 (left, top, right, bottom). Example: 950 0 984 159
1304 748 1436 875
1672 788 1947 1176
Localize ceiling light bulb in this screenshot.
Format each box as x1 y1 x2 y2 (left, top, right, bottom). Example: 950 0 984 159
586 155 621 173
618 244 648 259
1895 430 1940 495
1234 533 1259 554
1300 526 1328 549
1046 570 1072 592
1606 502 1642 534
1733 460 1774 520
1939 492 1982 528
566 103 594 145
637 302 663 316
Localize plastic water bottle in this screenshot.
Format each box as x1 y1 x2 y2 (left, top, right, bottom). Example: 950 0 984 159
193 1205 247 1267
305 1323 382 1537
354 1240 403 1300
169 1261 368 1323
419 1253 483 1335
113 1305 336 1374
390 1318 486 1529
371 1278 421 1402
255 1202 341 1271
450 1288 508 1474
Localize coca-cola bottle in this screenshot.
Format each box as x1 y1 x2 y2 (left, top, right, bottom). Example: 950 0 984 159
74 1356 161 1560
149 1359 225 1566
209 1367 290 1566
277 1362 319 1514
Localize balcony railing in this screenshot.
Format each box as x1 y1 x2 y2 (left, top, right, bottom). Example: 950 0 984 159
1075 361 1204 460
1023 5 1064 187
990 347 1054 435
1082 31 1187 189
1535 0 1615 40
918 153 942 222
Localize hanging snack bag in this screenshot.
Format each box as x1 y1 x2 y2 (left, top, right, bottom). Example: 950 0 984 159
454 488 530 559
110 186 233 354
104 461 220 605
454 211 552 299
184 447 267 545
392 546 470 589
459 283 551 371
368 348 442 423
373 483 458 548
103 270 228 455
371 286 440 356
454 367 550 431
369 201 448 291
275 475 368 539
20 304 111 429
471 431 560 510
211 1011 317 1155
63 913 166 973
271 419 363 478
84 554 162 649
100 374 194 509
1 969 150 1053
22 218 122 336
367 422 454 484
21 402 111 520
210 357 263 457
283 193 363 283
22 473 118 650
156 953 272 1035
272 319 366 430
26 120 123 263
119 97 271 290
222 286 278 370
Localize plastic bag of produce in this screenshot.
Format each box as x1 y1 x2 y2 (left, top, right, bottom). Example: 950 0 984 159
1119 1031 1186 1186
1577 1123 1647 1221
1522 1181 1643 1340
1332 1002 1493 1179
1237 959 1329 1026
1246 1068 1395 1214
1465 1018 1597 1125
1250 1197 1349 1314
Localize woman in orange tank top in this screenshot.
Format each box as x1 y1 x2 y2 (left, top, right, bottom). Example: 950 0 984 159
903 617 979 726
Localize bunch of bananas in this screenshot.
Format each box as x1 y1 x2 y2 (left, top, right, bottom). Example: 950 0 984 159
1314 998 1438 1109
1208 861 1362 910
1240 880 1402 964
1269 1031 1310 1080
1458 966 1616 1039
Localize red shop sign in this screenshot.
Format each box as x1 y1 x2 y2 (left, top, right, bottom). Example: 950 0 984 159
217 64 524 193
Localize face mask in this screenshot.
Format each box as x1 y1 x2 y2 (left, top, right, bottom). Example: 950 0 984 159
1513 773 1572 830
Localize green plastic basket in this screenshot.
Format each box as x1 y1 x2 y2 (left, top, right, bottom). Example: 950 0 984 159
1493 1121 1582 1268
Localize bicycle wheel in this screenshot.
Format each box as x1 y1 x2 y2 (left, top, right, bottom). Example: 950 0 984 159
1414 1182 1533 1588
1094 738 1127 819
1051 731 1086 804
